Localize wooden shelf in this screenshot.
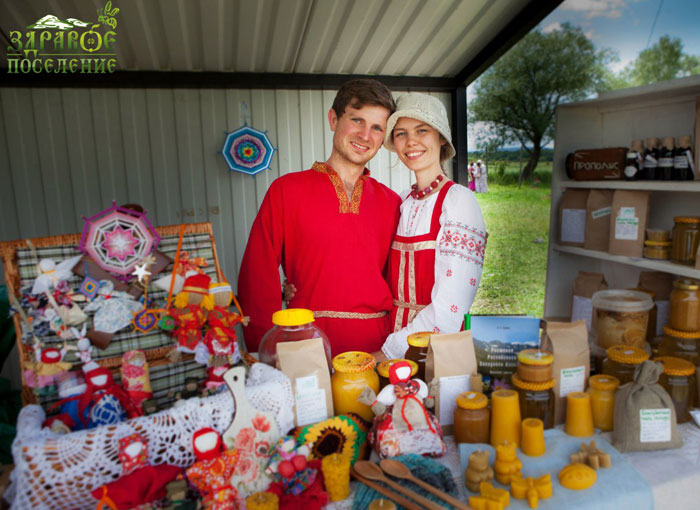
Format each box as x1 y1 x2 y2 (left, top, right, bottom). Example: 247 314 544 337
553 244 700 279
560 180 700 192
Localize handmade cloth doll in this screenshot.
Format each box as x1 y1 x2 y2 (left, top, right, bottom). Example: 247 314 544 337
44 370 89 431
120 350 153 409
197 282 243 366
23 341 73 394
204 364 230 392
185 428 240 510
77 366 141 428
169 274 213 352
368 361 445 459
31 255 82 295
84 280 143 339
119 433 149 475
266 435 316 496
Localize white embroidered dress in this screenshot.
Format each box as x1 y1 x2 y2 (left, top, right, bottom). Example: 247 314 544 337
382 182 486 360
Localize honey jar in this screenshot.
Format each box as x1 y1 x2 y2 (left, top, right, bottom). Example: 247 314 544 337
516 349 554 382
643 240 671 260
331 351 379 422
670 216 700 265
669 279 700 332
377 359 418 390
453 391 490 444
654 356 696 423
258 308 331 368
404 332 431 382
586 374 620 432
657 326 700 366
601 345 649 385
511 374 555 429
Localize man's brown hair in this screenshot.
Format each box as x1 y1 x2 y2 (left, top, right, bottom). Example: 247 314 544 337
332 79 395 118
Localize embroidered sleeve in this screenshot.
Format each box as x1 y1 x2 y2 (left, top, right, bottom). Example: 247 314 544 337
438 222 486 266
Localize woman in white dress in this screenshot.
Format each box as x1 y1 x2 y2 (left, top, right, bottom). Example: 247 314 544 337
475 160 489 193
381 93 487 360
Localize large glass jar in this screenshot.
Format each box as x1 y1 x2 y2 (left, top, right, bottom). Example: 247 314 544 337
331 351 379 422
657 326 700 367
601 345 649 385
629 288 658 347
669 279 700 332
453 391 490 444
587 374 620 432
654 356 696 423
511 374 555 429
670 216 700 265
377 359 418 391
591 290 653 352
258 308 331 368
516 349 553 382
404 332 431 382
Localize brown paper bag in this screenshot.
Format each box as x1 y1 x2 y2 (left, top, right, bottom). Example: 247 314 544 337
276 338 333 427
559 190 589 247
608 190 651 257
584 190 614 251
541 320 590 425
571 271 608 331
613 360 682 452
638 271 674 337
425 331 478 430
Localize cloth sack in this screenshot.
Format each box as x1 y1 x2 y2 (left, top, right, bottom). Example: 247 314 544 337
612 360 682 452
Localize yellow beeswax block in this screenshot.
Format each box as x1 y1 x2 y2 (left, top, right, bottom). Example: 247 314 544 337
559 463 597 490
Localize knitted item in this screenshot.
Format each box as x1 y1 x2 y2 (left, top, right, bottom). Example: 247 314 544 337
351 454 457 510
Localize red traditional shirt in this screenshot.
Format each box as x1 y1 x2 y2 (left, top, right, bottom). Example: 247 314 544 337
239 162 400 356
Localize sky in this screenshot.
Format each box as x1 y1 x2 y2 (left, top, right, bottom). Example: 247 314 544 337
467 0 700 151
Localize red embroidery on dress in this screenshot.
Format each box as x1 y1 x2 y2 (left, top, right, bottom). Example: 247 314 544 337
432 326 440 333
438 221 487 266
470 278 477 286
450 305 458 313
446 269 452 277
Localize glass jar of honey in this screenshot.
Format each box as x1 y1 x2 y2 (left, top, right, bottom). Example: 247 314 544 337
453 391 490 444
630 288 657 347
643 240 671 260
657 325 700 367
511 374 555 429
587 374 620 432
404 332 431 382
670 216 700 265
258 308 332 368
669 279 700 332
654 356 696 423
331 351 379 422
376 359 418 391
601 345 649 385
516 349 554 382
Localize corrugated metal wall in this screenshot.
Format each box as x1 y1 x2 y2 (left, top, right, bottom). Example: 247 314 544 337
0 87 452 288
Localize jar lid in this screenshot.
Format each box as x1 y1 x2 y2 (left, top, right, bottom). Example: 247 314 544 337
407 332 431 348
591 290 654 313
511 374 555 391
589 374 620 391
456 391 488 410
673 216 700 224
377 359 418 378
517 349 554 366
643 240 671 247
606 345 649 364
654 356 695 376
673 278 700 291
332 351 376 373
663 325 700 339
272 308 314 326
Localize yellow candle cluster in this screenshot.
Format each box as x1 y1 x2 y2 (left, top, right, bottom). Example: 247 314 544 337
245 491 279 510
321 453 351 501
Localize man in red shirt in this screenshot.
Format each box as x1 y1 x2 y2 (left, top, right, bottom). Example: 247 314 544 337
238 79 401 356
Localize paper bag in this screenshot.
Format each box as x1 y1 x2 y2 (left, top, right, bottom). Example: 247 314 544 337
584 189 613 252
571 271 608 331
541 320 590 425
425 331 478 431
608 190 651 257
276 338 333 427
559 190 589 247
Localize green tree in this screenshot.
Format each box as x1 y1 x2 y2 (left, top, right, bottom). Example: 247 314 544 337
468 23 611 181
618 35 700 87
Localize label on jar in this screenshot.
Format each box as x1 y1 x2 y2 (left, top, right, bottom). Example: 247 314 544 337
294 374 328 426
592 206 612 219
438 374 470 425
562 209 585 243
559 365 586 397
639 409 671 442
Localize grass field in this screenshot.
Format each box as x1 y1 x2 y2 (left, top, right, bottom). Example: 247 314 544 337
470 161 552 318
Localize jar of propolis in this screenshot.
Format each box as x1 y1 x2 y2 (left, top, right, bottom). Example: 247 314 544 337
654 356 696 423
669 278 700 332
511 374 555 429
601 345 650 385
587 374 620 432
331 351 379 422
516 349 554 382
376 359 418 391
404 332 431 382
453 391 490 444
670 216 700 265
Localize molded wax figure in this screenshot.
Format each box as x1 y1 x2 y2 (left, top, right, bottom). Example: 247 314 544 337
239 79 401 356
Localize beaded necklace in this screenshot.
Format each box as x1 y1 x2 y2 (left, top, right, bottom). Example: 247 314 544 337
410 174 444 199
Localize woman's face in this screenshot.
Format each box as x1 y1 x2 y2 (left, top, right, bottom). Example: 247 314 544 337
392 117 445 174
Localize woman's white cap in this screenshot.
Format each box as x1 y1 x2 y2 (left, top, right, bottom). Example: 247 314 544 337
384 93 456 161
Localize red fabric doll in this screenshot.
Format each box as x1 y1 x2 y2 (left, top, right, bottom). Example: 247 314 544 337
169 274 214 353
203 283 243 366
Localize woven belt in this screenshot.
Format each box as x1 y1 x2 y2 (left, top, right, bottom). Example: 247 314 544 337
393 299 427 312
313 310 387 319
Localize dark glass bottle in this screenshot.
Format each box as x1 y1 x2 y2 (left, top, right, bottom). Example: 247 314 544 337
641 137 659 180
624 139 644 181
674 135 695 181
658 136 675 181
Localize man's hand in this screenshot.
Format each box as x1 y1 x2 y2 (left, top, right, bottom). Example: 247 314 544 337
282 279 297 306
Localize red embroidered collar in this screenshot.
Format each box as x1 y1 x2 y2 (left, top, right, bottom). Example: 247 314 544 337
313 161 369 215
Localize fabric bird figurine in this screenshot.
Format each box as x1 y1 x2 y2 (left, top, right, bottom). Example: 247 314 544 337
168 274 213 353
31 255 83 295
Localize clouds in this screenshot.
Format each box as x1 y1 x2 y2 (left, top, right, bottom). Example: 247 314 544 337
559 0 640 19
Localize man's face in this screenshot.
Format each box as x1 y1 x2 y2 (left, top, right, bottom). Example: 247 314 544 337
328 103 390 167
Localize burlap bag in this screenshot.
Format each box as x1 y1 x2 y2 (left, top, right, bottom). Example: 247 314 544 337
612 360 682 452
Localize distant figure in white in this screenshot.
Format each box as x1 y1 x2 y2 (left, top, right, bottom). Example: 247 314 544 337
475 160 489 194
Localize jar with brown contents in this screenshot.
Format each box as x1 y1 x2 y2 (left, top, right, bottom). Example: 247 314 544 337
654 356 696 423
657 326 700 406
376 359 418 391
670 216 700 265
602 345 649 385
404 332 431 382
669 279 700 332
453 391 490 444
511 374 555 429
516 349 554 382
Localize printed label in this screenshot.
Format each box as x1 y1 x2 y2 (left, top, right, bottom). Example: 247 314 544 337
674 155 689 168
620 207 635 218
439 374 470 425
294 374 328 426
640 409 671 443
559 366 586 397
591 206 612 220
615 217 639 240
659 157 673 168
562 209 586 243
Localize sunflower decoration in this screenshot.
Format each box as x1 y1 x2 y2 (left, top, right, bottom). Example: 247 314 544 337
294 414 369 466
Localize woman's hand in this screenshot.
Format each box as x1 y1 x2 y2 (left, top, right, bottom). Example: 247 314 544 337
372 350 387 363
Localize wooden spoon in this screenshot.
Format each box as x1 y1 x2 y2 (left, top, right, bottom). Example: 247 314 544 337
353 461 446 510
380 458 471 510
351 468 425 510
